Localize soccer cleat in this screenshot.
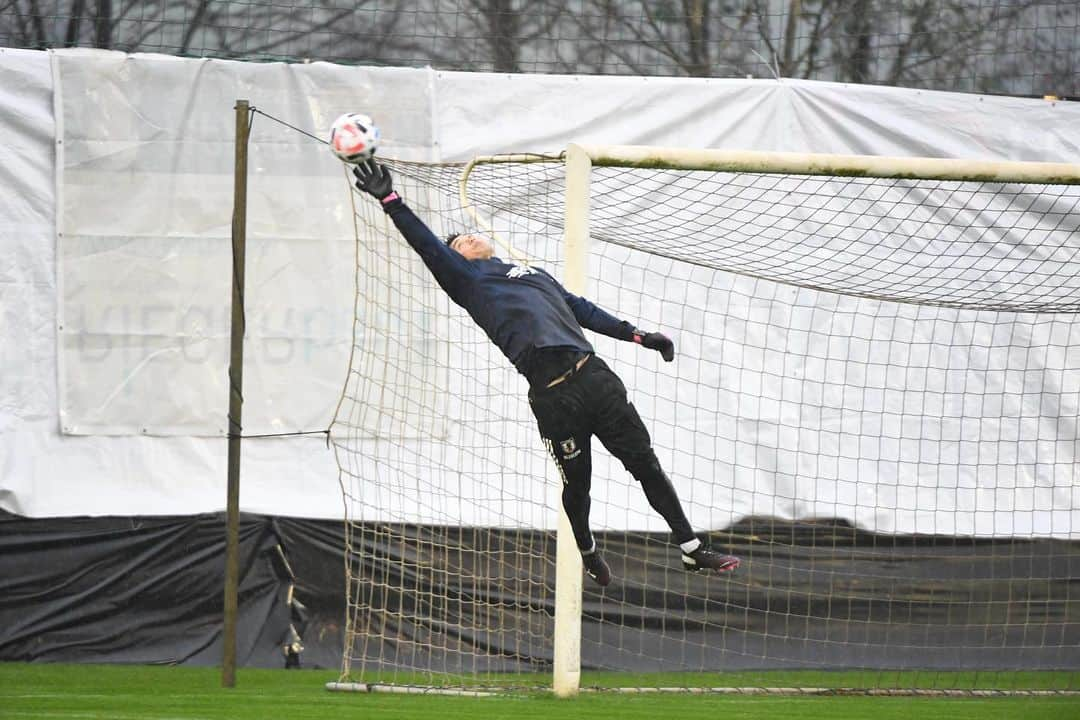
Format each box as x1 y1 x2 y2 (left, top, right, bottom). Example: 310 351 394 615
582 551 612 587
682 545 741 575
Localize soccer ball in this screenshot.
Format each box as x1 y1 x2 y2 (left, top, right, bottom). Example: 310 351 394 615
328 113 380 163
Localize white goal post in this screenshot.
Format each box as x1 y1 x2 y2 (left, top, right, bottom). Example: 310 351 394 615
332 141 1080 697
568 143 1080 183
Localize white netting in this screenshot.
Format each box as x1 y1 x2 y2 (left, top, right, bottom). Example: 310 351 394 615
330 155 1080 690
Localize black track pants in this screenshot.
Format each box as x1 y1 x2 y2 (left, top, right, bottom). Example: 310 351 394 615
528 355 695 552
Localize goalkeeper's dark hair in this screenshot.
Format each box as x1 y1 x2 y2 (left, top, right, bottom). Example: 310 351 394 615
445 232 461 247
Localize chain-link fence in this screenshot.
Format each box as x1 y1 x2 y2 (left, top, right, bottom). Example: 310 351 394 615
2 2 1075 97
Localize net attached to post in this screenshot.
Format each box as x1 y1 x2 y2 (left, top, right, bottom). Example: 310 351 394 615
329 151 1080 694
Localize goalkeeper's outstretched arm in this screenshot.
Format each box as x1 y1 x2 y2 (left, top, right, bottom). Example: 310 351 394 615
353 159 674 361
542 269 676 362
352 160 475 306
542 269 634 341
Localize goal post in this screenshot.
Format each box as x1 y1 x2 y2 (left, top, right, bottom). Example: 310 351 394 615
573 143 1080 184
552 144 592 697
330 142 1080 696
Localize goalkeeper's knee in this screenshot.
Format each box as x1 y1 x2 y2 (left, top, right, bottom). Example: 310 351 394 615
622 451 663 480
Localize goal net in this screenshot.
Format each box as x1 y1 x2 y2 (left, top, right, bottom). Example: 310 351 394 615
329 145 1080 694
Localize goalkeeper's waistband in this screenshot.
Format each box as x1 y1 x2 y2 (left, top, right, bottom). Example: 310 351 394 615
546 353 590 388
525 350 591 391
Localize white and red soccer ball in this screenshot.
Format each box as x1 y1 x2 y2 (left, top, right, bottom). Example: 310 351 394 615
328 112 380 163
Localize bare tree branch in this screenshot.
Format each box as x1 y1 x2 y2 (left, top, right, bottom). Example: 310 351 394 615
796 1 832 78
180 0 212 55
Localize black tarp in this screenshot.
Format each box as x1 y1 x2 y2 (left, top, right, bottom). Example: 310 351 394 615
0 511 303 666
2 509 1078 671
327 520 1080 673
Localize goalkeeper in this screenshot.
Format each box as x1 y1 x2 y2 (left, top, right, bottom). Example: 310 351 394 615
353 159 740 587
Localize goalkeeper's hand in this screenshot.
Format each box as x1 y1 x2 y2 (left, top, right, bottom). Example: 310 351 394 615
353 159 397 204
633 330 675 362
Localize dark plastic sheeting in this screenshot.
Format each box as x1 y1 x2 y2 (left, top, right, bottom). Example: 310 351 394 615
1 510 1077 671
0 511 303 667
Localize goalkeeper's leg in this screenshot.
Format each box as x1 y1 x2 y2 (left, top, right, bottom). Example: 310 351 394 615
541 435 595 552
591 359 741 575
588 360 695 541
530 390 611 586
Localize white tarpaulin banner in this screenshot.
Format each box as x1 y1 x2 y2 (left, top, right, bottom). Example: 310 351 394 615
54 52 435 435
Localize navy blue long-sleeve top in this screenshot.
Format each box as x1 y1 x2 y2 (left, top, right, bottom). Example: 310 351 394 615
386 200 636 378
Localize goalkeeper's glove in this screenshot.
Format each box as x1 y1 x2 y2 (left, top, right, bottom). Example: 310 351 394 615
633 329 675 362
353 159 400 209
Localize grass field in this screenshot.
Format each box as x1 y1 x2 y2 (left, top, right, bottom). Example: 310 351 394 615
3 664 1080 720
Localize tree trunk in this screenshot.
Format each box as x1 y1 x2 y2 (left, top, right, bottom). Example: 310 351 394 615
65 0 85 47
488 0 520 72
781 0 801 76
94 0 111 48
684 0 710 77
842 0 872 82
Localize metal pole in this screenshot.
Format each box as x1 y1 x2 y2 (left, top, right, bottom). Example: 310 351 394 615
223 99 250 689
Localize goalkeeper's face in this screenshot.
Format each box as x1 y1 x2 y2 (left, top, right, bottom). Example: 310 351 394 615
449 233 495 261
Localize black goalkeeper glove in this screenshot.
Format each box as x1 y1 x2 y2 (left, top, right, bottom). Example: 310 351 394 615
353 159 400 208
633 329 675 362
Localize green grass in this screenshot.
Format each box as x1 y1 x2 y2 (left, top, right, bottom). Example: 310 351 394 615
3 663 1080 720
